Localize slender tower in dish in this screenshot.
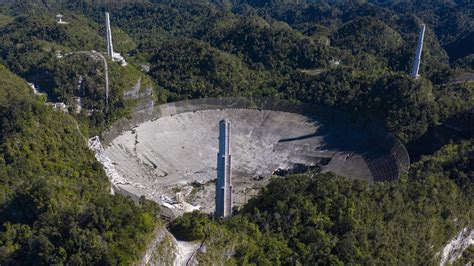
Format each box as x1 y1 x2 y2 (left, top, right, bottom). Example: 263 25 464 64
105 12 114 59
215 119 233 219
411 24 426 78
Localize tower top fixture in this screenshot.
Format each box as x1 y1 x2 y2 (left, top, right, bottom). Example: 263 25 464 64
56 14 68 24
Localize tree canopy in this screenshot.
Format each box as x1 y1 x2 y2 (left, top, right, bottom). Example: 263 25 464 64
0 0 472 264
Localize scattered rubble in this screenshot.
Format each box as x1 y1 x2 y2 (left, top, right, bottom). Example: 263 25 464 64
439 227 474 266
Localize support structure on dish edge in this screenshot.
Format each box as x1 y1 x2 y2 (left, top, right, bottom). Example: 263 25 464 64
411 24 426 78
215 119 233 219
105 12 114 59
104 12 127 66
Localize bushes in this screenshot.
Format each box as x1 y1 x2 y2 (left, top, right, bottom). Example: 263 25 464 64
149 38 277 101
174 141 473 264
0 65 161 264
168 211 209 241
281 68 443 143
0 1 472 264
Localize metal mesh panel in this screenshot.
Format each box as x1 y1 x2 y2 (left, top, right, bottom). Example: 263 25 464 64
101 97 410 180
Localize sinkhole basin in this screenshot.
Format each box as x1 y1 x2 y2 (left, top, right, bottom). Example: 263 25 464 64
102 98 410 213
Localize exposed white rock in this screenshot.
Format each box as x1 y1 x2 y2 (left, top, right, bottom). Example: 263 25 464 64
439 227 474 266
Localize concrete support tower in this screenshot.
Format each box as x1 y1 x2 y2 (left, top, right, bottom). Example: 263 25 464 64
215 119 232 219
411 24 426 78
105 12 114 59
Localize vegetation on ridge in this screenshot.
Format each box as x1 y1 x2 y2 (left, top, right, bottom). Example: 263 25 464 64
0 65 161 264
173 141 473 265
0 0 472 264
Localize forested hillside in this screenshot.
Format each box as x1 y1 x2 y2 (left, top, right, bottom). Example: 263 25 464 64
0 0 472 264
0 9 156 133
172 141 473 264
0 0 471 142
0 65 161 264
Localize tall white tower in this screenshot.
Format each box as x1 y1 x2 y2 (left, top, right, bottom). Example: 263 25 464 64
411 24 426 78
105 12 114 59
215 119 232 219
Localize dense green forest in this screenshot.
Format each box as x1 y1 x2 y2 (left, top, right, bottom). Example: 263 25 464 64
0 64 161 264
0 9 156 133
171 141 473 264
0 0 471 142
0 0 472 264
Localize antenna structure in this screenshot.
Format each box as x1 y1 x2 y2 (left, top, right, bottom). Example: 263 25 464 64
411 24 426 79
104 12 127 66
105 12 114 59
215 119 233 219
